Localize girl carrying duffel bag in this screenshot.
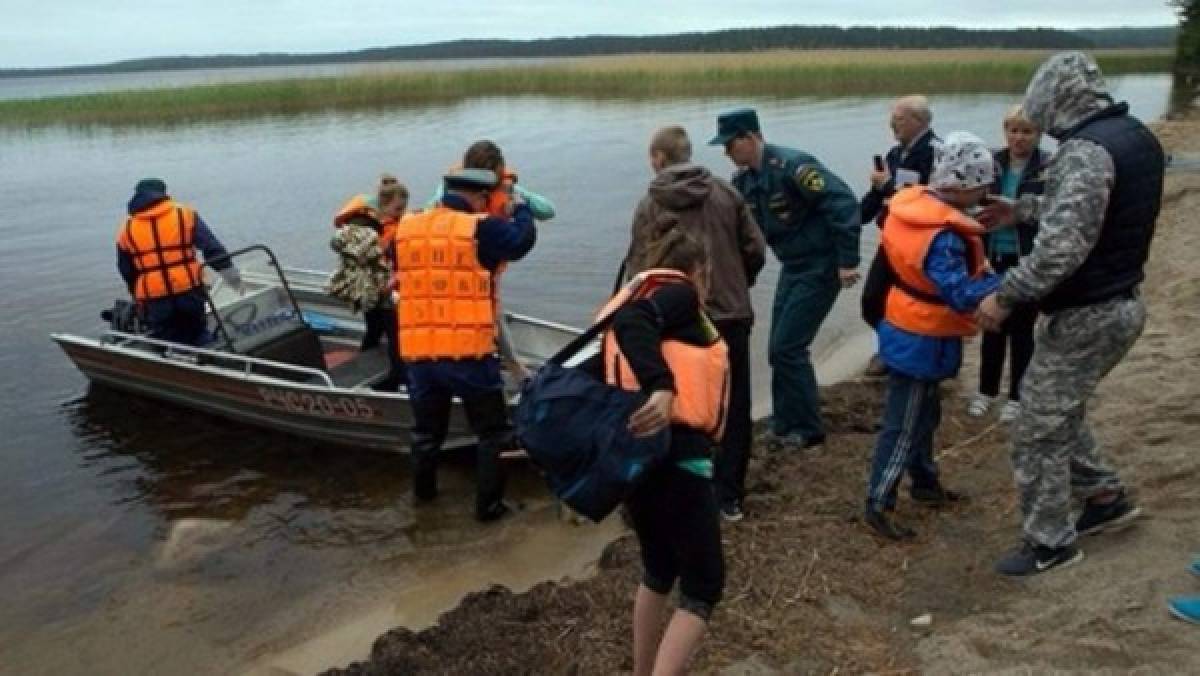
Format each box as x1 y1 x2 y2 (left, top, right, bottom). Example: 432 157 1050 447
518 218 730 675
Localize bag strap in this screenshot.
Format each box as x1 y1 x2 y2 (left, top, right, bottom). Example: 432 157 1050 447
549 267 650 366
548 305 621 366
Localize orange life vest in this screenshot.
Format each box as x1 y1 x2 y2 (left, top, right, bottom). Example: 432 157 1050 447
116 200 202 301
598 269 731 440
379 213 399 249
333 194 380 228
881 187 988 338
335 193 398 257
488 167 518 217
393 206 496 360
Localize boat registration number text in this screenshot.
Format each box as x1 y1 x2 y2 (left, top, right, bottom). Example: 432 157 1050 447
256 387 376 419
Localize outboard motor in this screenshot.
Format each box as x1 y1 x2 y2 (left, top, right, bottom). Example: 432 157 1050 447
100 299 146 334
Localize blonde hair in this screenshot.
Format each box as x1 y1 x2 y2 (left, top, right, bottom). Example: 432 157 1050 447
650 126 693 166
1003 104 1037 130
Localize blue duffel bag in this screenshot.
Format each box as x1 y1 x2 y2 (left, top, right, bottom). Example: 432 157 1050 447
515 316 670 523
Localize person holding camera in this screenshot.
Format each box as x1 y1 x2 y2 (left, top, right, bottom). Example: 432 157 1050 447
859 95 940 376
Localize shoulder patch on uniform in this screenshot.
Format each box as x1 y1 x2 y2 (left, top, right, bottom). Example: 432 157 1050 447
796 166 824 192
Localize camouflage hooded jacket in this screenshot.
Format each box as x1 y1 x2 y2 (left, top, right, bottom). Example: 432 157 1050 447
996 51 1122 307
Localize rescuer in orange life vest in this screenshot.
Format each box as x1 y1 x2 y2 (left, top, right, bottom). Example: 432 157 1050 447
426 140 556 381
863 132 1001 541
394 167 536 522
116 178 242 346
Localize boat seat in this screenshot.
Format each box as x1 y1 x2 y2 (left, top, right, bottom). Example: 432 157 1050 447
325 345 391 388
247 326 326 375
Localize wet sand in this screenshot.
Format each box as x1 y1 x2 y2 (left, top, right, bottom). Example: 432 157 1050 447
324 105 1200 674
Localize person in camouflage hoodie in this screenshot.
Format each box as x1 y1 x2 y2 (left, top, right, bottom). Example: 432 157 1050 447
979 52 1165 576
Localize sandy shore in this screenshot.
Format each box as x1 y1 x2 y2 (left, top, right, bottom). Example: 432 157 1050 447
324 103 1200 674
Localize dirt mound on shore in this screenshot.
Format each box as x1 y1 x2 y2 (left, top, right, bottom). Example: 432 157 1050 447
325 113 1200 675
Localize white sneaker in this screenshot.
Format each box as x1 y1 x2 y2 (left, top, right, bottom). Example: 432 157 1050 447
999 400 1021 422
966 393 992 417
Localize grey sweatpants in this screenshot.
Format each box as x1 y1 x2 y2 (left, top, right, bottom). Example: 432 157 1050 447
1012 295 1146 548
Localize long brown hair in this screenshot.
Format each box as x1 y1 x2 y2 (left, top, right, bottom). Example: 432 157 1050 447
640 214 707 275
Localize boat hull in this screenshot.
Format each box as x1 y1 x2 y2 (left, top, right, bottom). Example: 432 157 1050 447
54 335 425 452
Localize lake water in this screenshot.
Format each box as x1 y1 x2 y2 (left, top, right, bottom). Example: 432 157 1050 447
0 70 1174 674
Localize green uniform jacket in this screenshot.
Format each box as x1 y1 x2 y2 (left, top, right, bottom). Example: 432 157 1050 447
732 143 861 271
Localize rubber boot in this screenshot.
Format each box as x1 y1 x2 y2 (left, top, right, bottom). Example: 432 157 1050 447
462 392 512 522
409 395 450 503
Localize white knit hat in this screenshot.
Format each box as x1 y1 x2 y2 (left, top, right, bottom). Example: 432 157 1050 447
929 131 996 191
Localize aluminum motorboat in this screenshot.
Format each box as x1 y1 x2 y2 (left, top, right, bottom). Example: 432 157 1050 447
51 246 583 452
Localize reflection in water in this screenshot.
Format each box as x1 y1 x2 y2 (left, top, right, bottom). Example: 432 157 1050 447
62 382 536 551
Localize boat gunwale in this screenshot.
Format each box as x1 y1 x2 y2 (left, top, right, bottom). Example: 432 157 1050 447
50 330 410 399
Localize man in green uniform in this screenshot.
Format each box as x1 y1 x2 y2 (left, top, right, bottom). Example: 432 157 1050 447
711 108 862 450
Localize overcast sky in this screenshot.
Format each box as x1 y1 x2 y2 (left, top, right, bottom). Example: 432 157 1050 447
0 1 1180 69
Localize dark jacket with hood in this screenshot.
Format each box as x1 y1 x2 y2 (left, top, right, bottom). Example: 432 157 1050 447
626 162 767 323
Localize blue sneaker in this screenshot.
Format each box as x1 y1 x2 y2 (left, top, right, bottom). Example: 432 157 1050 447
1190 559 1200 577
1168 596 1200 625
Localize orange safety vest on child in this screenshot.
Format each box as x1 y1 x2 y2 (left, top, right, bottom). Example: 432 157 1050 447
116 200 202 301
392 206 496 360
335 194 397 257
881 186 989 338
333 194 376 227
598 269 731 441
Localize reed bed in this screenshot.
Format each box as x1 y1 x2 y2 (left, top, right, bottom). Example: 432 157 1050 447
0 49 1172 127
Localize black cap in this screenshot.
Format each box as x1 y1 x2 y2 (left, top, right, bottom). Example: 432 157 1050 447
709 108 761 145
134 178 167 196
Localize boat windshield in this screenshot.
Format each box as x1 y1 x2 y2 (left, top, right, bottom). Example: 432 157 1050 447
204 246 310 355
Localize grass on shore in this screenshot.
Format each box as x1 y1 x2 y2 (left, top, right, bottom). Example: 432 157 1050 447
0 49 1173 127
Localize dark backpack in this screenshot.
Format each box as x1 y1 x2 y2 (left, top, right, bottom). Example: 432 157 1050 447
515 305 670 523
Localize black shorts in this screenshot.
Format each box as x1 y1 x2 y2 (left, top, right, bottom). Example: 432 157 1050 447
625 462 725 620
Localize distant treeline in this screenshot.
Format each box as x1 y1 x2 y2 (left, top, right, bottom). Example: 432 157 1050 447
0 24 1180 78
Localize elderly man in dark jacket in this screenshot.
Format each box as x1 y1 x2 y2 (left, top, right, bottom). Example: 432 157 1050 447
860 95 939 228
859 96 940 375
625 125 767 522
